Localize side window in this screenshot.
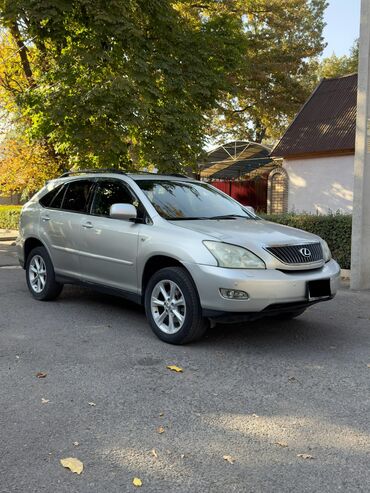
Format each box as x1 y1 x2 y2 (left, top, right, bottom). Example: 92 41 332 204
61 180 94 213
91 180 136 217
39 184 65 209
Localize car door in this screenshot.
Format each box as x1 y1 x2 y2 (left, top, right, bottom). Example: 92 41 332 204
39 179 95 279
78 178 141 293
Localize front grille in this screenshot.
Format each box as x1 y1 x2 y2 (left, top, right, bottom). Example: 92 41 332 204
265 242 323 264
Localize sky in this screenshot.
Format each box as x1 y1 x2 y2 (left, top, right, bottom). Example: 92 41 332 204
322 0 361 57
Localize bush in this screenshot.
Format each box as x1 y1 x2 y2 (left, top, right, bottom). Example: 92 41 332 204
0 205 22 230
261 213 352 269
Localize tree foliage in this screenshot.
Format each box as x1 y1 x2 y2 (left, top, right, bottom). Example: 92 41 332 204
0 0 328 170
0 135 61 199
316 40 359 79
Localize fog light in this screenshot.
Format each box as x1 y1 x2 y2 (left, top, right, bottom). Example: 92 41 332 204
220 288 249 300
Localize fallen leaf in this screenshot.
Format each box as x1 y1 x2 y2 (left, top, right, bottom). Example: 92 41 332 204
180 454 185 459
36 372 47 379
367 364 370 368
274 441 288 448
41 398 49 404
151 448 158 458
60 457 84 474
157 426 165 434
88 402 96 407
133 477 142 487
251 413 259 418
288 376 296 382
159 412 164 417
73 441 80 447
16 355 20 359
297 453 315 460
223 455 235 464
166 365 183 373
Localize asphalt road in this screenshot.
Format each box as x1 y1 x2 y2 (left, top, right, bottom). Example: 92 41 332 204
1 243 369 492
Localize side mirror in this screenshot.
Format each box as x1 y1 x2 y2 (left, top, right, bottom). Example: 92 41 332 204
110 203 137 221
245 206 255 215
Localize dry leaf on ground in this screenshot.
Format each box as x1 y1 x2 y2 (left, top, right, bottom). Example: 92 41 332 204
88 402 96 407
157 426 165 434
151 448 158 458
223 455 235 464
367 364 370 368
133 477 142 487
36 372 47 378
41 398 49 404
274 441 288 448
60 457 84 474
166 365 183 372
73 441 80 447
297 453 315 460
159 412 164 417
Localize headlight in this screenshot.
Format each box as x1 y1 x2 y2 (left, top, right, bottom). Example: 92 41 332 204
204 241 265 269
321 240 332 262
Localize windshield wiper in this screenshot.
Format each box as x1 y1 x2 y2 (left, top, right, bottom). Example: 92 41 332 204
168 217 209 220
208 214 250 220
168 214 251 221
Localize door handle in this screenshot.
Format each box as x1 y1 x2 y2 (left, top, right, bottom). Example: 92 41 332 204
41 215 50 221
82 221 93 229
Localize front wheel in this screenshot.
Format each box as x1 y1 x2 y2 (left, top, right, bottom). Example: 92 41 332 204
144 267 208 344
26 246 63 301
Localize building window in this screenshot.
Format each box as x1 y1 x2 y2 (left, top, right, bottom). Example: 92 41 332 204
267 168 288 214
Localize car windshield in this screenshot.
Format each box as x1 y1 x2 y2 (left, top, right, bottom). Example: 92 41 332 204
136 180 257 220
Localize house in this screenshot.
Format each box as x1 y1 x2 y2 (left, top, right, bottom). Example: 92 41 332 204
270 74 357 214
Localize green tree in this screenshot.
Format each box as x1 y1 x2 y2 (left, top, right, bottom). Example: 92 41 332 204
317 40 359 79
0 0 327 170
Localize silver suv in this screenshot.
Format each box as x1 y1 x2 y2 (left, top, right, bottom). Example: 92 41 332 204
17 170 340 344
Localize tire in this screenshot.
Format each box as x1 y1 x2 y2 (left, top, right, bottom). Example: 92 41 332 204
26 246 63 301
144 267 208 344
275 308 306 320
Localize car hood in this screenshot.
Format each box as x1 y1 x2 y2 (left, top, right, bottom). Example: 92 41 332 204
169 218 321 249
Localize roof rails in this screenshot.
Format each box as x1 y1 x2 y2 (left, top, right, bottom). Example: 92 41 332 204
60 168 126 177
59 168 191 179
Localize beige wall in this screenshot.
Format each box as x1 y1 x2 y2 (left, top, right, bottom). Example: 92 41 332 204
283 154 354 214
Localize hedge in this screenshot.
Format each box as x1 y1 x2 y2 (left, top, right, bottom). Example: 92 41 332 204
0 205 22 230
261 213 352 269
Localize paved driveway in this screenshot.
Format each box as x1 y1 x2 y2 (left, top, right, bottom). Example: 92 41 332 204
0 244 369 492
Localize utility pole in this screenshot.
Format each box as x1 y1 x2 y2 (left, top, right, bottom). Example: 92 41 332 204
351 0 370 290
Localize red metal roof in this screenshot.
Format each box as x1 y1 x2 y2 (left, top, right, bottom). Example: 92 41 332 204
271 74 357 158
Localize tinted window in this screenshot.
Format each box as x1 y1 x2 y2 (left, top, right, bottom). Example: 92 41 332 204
91 180 136 217
62 180 94 213
39 184 65 208
136 180 254 220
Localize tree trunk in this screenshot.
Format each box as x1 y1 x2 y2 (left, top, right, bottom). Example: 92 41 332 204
9 21 34 86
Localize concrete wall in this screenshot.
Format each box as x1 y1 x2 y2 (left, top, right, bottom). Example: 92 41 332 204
283 154 354 214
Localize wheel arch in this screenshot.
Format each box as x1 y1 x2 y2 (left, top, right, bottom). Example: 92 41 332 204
141 255 196 303
24 237 48 266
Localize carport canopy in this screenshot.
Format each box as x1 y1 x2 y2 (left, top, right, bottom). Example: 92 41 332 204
200 141 272 180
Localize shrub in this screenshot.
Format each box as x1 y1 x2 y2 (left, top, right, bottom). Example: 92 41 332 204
261 213 352 269
0 205 22 230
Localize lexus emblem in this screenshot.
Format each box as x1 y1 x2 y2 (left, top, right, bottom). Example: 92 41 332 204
299 247 312 257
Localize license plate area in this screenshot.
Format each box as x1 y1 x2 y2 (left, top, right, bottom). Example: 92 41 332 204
307 279 331 301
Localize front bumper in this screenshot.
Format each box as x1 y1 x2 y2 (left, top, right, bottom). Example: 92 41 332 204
184 259 340 316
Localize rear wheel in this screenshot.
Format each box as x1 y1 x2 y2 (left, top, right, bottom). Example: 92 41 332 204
26 246 63 301
144 267 208 344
